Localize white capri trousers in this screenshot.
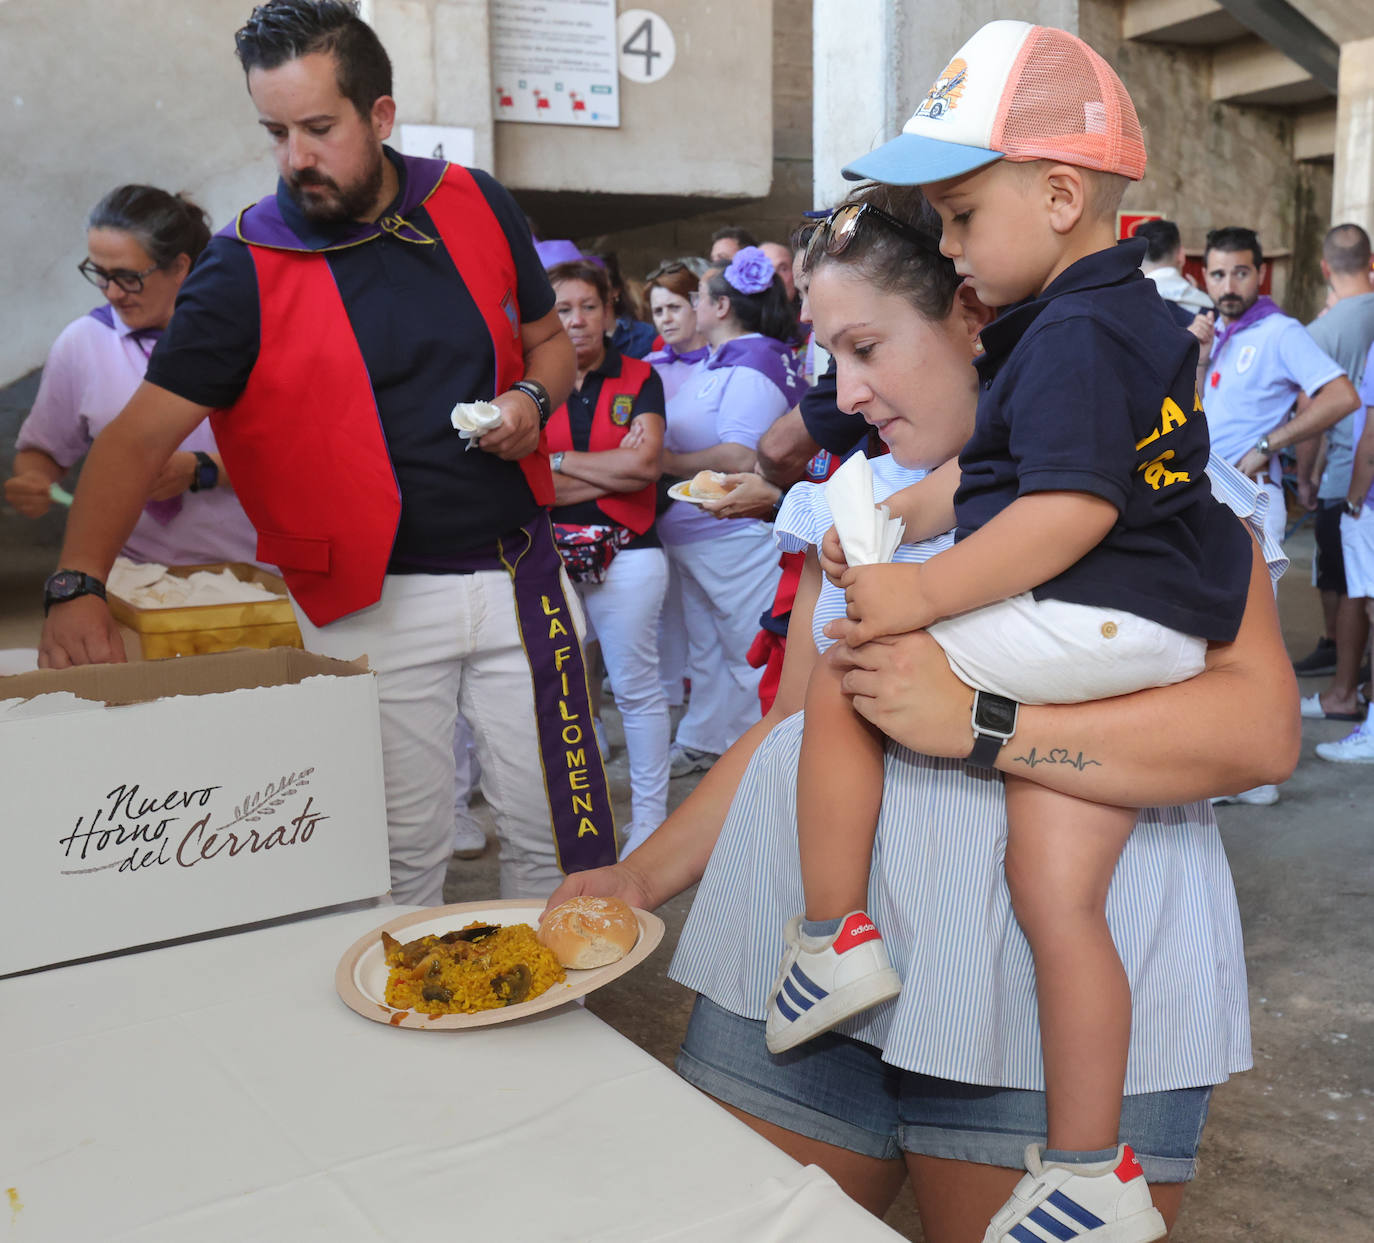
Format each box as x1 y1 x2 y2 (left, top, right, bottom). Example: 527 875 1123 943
665 523 783 755
574 547 671 851
928 592 1207 705
292 570 587 905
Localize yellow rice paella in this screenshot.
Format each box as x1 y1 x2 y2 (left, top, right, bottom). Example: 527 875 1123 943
382 921 566 1014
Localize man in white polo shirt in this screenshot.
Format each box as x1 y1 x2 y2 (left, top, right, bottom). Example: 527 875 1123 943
1199 227 1359 806
1199 226 1359 551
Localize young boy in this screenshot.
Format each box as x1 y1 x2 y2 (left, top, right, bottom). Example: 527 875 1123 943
767 21 1253 1243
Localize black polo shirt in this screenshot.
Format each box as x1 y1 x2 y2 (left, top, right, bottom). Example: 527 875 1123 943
959 237 1250 642
799 357 867 456
146 148 556 570
552 344 664 550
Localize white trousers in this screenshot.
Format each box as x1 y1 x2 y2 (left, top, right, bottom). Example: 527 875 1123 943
665 523 782 755
658 557 689 708
575 547 671 847
292 571 586 905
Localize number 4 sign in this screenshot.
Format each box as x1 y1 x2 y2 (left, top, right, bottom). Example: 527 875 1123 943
617 9 676 84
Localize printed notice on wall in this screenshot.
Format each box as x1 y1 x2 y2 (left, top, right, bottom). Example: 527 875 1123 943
491 0 620 127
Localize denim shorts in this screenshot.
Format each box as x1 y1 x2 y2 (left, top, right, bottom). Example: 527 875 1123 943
677 996 1211 1183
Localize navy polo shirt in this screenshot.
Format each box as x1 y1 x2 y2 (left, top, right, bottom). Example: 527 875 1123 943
147 148 556 570
959 237 1250 642
800 356 868 456
551 344 664 550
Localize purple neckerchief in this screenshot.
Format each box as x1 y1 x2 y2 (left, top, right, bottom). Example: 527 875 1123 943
646 343 709 367
88 306 179 522
1212 295 1286 356
219 151 449 251
708 335 807 407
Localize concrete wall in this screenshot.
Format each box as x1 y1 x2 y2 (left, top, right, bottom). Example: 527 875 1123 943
1 0 274 389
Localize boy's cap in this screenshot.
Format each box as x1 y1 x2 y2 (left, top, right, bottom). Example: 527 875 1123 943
843 21 1146 185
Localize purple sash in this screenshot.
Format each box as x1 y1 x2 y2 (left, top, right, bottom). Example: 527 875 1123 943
1212 295 1285 356
495 517 618 872
709 335 808 407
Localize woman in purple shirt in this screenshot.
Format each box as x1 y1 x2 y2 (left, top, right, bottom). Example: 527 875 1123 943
657 247 806 775
6 185 258 567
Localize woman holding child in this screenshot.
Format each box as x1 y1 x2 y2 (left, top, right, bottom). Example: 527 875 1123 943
548 22 1298 1243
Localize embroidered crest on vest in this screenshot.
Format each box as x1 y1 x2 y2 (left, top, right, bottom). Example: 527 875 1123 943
611 393 635 425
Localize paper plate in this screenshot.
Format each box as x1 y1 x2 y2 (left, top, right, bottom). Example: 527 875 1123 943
334 899 665 1030
667 480 717 506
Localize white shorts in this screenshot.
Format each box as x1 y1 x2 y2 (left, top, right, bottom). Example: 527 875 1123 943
1340 507 1374 600
927 593 1207 705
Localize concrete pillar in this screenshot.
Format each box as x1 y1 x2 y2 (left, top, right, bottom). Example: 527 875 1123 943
1333 36 1374 235
811 0 900 209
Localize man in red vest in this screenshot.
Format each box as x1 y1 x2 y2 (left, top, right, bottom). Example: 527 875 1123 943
39 0 617 903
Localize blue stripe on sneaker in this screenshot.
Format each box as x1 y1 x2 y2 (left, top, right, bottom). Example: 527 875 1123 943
790 963 828 1000
774 991 800 1022
1009 1225 1044 1243
1028 1207 1078 1240
782 977 813 1011
1047 1191 1104 1230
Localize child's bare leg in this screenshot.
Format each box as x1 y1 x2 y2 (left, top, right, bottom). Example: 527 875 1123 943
796 654 885 920
1002 775 1137 1152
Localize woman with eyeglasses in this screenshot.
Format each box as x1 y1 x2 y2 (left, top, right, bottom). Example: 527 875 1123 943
544 182 1294 1240
545 259 671 856
655 247 806 778
6 185 257 567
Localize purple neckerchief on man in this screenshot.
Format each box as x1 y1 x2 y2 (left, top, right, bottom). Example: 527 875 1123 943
708 335 808 408
645 343 709 367
219 148 448 252
1211 294 1286 356
88 305 179 524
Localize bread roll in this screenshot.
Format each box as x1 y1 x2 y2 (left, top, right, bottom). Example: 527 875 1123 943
537 896 639 969
688 469 731 499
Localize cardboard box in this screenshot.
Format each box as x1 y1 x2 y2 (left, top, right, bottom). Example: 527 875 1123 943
108 562 303 660
0 649 391 975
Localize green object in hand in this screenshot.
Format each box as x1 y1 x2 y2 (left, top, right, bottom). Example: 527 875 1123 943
48 483 74 507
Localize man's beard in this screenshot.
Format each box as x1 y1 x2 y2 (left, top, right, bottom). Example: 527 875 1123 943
287 149 385 225
1216 290 1257 322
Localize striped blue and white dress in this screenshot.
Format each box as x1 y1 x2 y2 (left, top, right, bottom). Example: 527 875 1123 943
669 452 1285 1095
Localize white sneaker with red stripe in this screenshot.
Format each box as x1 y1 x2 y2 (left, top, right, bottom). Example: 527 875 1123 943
764 911 902 1054
983 1144 1166 1243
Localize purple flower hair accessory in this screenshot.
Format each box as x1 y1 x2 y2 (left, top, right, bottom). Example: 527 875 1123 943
723 246 776 295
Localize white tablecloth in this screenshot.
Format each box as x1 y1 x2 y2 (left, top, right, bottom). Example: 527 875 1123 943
0 906 903 1241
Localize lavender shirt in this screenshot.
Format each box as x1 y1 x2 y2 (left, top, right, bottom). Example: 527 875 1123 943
657 336 796 546
646 344 709 404
16 308 259 566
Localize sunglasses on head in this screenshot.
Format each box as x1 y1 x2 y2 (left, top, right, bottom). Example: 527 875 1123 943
645 256 708 283
804 203 943 265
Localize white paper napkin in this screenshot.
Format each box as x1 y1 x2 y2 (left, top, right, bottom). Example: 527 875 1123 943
450 401 504 449
825 452 905 567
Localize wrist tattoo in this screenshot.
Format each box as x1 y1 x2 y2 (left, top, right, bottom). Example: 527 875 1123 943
1011 746 1102 772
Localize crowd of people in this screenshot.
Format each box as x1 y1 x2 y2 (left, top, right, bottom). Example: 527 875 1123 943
8 3 1374 1242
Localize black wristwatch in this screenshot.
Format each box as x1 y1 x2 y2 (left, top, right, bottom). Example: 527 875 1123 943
188 451 219 493
44 569 108 615
510 379 553 428
966 690 1019 769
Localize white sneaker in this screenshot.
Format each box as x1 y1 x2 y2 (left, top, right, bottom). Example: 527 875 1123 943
451 815 487 860
765 911 901 1054
1210 783 1279 806
983 1144 1166 1243
1315 721 1374 763
669 744 718 778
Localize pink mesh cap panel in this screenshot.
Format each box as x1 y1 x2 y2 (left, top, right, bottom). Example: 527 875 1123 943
990 27 1146 180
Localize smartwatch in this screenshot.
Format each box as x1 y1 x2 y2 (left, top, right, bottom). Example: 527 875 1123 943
511 379 553 428
44 569 107 615
550 451 566 473
966 690 1018 769
188 451 219 493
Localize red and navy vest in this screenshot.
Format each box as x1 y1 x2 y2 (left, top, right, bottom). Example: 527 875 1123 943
208 160 554 626
544 354 656 535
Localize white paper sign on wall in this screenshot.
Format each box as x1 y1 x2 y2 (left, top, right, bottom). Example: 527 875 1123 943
398 124 477 167
617 9 676 84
